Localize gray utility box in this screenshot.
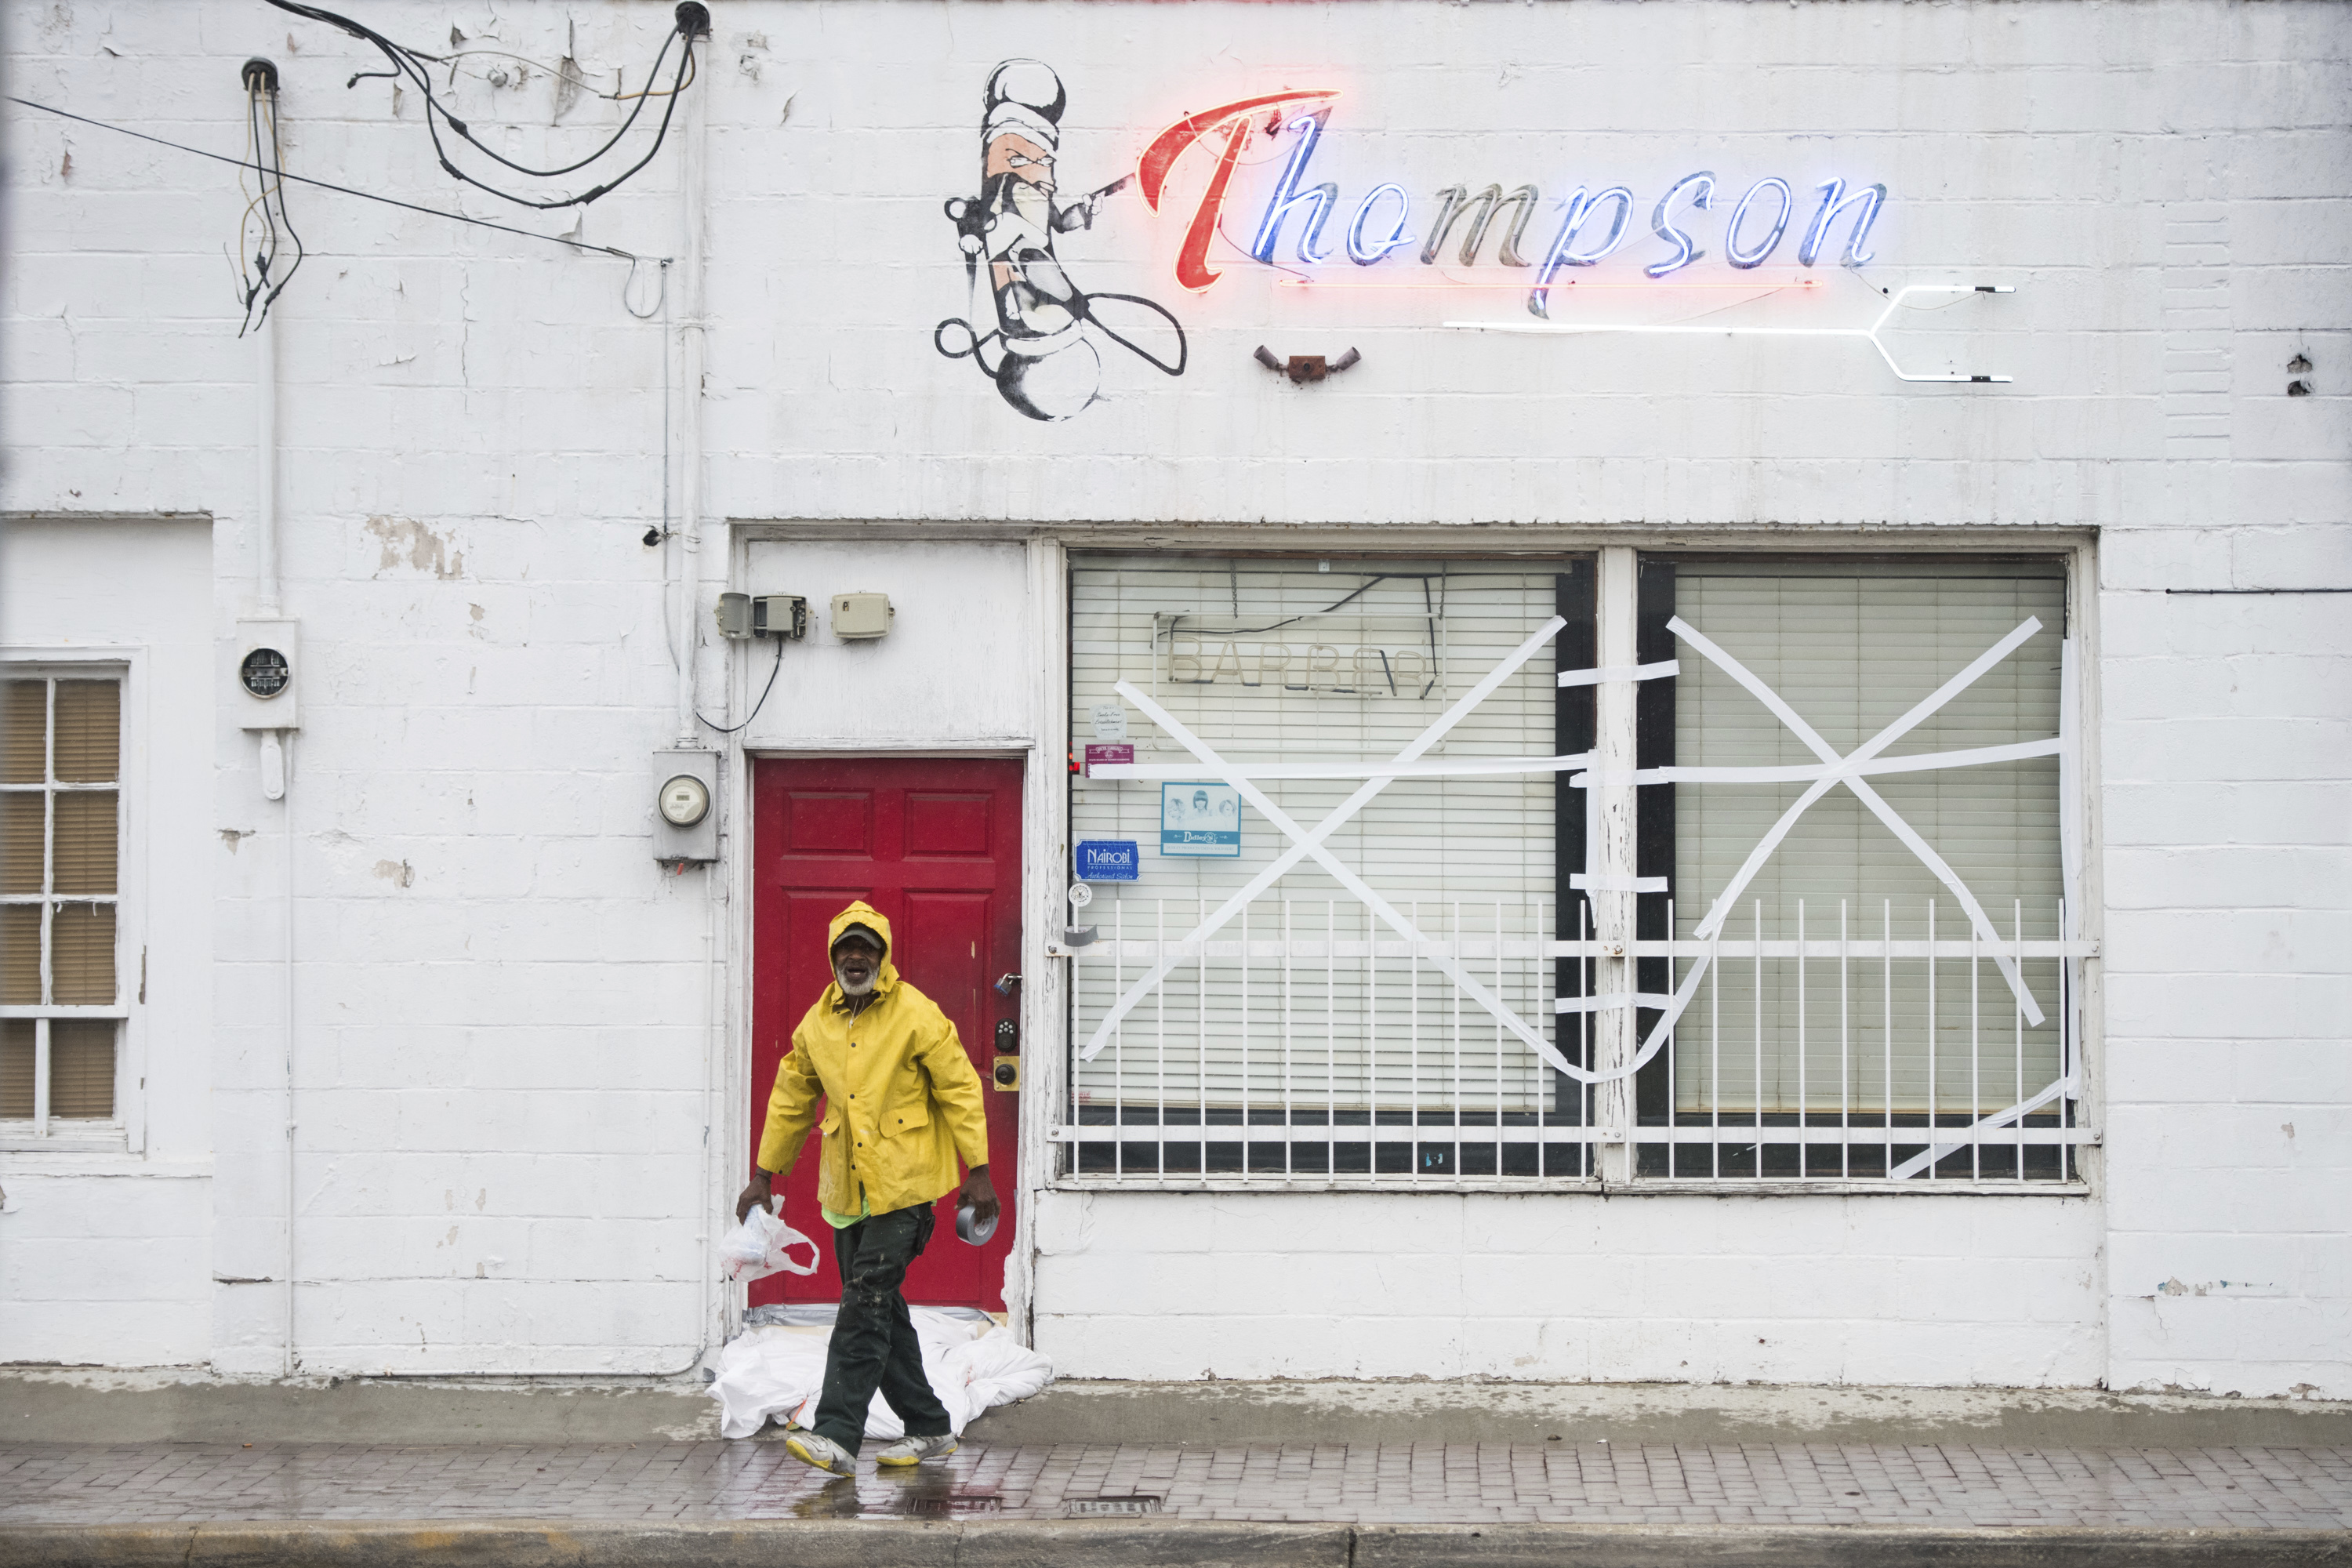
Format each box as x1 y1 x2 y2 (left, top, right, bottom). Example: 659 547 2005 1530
651 747 721 863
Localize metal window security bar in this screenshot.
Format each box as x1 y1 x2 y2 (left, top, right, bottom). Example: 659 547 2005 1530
1055 554 2095 1189
1 675 125 1134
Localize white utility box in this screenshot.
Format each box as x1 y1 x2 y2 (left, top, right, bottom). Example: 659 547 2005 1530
830 592 893 641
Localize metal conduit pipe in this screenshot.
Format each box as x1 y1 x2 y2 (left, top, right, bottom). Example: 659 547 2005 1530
675 1 719 1373
256 299 299 1378
673 12 709 746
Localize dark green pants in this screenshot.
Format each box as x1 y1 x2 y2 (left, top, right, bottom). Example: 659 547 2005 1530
811 1203 951 1454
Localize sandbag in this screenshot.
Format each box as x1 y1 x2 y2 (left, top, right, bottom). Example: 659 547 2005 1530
709 1308 1053 1441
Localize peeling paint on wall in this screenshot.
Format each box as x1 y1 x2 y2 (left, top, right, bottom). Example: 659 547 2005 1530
2154 1278 2285 1298
365 516 466 580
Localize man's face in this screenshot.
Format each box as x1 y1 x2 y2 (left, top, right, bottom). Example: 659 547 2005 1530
832 933 884 996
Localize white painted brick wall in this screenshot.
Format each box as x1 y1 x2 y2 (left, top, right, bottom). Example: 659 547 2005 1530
2 0 2345 1396
1033 1192 2104 1385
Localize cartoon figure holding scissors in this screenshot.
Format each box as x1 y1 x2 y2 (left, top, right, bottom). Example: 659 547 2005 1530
936 60 1188 422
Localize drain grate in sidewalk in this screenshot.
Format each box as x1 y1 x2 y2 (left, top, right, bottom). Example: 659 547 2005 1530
1066 1496 1163 1516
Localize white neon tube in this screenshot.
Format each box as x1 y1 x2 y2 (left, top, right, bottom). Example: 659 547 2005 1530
1446 284 2016 383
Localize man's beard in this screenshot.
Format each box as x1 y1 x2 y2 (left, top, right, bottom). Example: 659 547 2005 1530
836 965 877 998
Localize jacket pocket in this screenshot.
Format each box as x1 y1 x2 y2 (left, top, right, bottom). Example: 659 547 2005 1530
819 1105 844 1138
884 1099 931 1138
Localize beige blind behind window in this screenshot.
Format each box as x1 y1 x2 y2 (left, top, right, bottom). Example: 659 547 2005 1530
1670 563 2065 1116
0 673 123 1124
1069 559 1559 1117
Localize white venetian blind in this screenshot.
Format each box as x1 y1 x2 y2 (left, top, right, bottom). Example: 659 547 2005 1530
1068 558 1559 1116
1669 561 2066 1115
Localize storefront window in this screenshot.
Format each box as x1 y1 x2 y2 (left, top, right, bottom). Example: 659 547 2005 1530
1060 554 2087 1189
1067 557 1568 1178
1634 559 2074 1181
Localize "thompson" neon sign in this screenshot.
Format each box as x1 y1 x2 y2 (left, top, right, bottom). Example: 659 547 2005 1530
1138 91 1886 316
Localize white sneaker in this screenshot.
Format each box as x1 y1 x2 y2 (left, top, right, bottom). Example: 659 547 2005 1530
783 1430 856 1476
874 1432 959 1467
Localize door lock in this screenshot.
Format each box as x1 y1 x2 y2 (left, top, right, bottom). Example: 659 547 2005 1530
992 1057 1021 1092
994 1019 1018 1053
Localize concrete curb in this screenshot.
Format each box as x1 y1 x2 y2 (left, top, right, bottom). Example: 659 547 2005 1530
3 1520 2347 1567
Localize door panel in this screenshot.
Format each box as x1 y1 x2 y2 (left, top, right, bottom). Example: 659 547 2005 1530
785 793 873 855
903 793 993 858
751 758 1023 1312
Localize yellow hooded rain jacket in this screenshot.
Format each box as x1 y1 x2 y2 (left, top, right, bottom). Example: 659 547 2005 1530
755 902 990 1218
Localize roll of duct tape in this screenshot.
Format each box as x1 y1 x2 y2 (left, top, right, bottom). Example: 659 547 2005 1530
955 1202 998 1247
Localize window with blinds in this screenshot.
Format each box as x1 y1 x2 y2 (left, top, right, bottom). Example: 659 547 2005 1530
1642 558 2071 1178
2 674 122 1127
1066 558 1564 1175
1055 551 2086 1189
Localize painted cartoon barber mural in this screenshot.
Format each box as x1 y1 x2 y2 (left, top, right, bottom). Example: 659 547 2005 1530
936 60 1188 422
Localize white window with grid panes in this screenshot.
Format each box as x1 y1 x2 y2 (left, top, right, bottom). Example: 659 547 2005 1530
2 673 126 1139
1055 550 2093 1190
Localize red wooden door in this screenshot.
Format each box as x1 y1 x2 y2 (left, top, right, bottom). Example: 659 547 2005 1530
750 757 1023 1311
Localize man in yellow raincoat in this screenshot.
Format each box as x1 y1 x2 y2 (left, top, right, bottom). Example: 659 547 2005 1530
735 901 997 1475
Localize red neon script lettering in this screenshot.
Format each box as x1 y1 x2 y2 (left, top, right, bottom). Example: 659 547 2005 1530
1139 90 1339 292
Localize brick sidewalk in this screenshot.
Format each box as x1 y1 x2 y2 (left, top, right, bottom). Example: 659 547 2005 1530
2 1441 2347 1530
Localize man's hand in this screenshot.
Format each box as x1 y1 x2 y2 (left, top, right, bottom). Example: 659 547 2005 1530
960 1164 1000 1227
734 1169 775 1225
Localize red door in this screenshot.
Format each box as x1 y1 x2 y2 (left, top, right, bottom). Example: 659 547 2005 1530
750 757 1023 1312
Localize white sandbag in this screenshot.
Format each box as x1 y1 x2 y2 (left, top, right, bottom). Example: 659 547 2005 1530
710 1325 830 1440
708 1308 1054 1442
946 1327 1055 1413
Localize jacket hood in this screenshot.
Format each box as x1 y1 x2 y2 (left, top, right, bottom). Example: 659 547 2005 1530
826 901 899 995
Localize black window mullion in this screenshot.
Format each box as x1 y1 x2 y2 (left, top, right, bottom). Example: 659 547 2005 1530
1553 564 1598 1149
1634 560 1677 1170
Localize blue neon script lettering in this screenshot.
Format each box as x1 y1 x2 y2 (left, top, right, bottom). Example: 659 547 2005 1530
1209 116 1889 309
1346 183 1416 265
1528 185 1635 317
1646 171 1715 278
1250 113 1339 265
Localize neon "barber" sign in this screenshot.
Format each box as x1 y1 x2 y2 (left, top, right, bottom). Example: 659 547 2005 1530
1139 92 1886 316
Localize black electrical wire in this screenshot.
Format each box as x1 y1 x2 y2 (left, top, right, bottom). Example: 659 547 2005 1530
7 96 644 261
263 0 700 211
698 636 786 735
1174 572 1422 637
234 73 306 334
1167 570 1445 699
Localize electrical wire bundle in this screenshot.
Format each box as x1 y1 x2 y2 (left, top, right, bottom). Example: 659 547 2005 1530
263 0 707 211
233 57 303 335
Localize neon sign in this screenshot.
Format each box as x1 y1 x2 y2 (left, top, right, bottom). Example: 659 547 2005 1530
1139 93 1888 316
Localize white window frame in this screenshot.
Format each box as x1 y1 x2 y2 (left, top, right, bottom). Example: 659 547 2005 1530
1 648 144 1154
1048 543 2102 1196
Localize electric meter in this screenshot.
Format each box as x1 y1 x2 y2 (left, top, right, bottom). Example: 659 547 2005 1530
658 773 711 828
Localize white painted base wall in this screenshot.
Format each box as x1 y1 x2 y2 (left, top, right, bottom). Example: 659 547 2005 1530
1035 1192 2104 1386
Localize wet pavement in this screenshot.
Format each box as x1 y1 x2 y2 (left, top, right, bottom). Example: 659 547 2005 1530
3 1438 2348 1530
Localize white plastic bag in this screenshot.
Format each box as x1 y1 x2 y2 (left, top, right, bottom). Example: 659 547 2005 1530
718 1203 820 1283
